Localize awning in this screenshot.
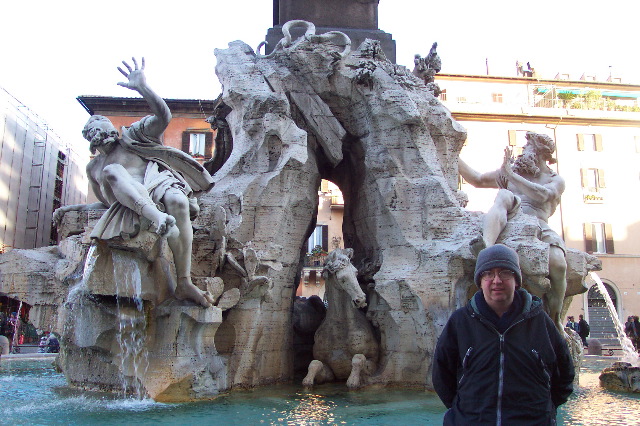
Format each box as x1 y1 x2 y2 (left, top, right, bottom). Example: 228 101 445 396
535 87 640 98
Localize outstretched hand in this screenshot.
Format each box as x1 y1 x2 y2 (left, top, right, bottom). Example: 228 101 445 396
501 146 514 176
117 57 146 92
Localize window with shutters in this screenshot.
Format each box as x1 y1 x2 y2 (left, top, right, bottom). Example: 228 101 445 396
507 130 529 157
307 224 329 253
580 168 605 192
181 131 214 158
492 93 503 103
576 134 603 152
583 222 614 254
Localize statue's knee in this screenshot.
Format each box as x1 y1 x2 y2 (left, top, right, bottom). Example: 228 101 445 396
549 247 567 273
494 189 515 209
164 191 189 215
102 164 126 181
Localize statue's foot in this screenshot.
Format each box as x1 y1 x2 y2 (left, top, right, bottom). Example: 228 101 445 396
470 236 486 257
302 360 324 388
346 354 366 389
175 277 214 308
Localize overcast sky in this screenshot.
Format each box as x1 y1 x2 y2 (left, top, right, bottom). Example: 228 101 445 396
1 0 637 154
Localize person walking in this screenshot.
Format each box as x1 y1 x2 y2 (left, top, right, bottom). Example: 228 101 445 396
625 316 638 350
432 244 574 425
566 316 578 332
577 314 590 348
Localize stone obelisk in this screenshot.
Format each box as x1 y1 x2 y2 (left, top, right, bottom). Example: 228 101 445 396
265 0 396 63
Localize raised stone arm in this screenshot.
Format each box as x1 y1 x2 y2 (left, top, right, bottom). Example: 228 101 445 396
500 147 565 205
117 58 171 140
458 157 500 189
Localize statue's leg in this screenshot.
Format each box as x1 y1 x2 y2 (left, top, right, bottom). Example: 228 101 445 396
302 360 334 387
547 245 568 335
102 164 175 234
471 189 515 256
163 188 213 308
346 353 375 389
483 189 515 247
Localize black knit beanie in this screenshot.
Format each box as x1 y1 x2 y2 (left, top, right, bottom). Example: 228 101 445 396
474 244 522 287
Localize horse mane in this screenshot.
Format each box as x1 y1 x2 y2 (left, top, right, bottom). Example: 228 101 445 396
322 248 354 278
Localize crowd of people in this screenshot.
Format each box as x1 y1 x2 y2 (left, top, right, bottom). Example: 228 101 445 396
625 315 640 351
0 308 58 354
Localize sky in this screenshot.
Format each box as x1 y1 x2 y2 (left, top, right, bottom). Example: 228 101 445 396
1 0 638 155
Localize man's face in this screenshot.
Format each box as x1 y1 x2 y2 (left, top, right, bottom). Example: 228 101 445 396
84 117 119 152
479 268 517 309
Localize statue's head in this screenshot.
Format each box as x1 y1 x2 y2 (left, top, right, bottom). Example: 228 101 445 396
322 248 367 308
82 115 119 154
525 131 556 164
513 132 556 176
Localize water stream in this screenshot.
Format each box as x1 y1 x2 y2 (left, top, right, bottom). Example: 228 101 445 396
112 251 149 399
589 272 640 366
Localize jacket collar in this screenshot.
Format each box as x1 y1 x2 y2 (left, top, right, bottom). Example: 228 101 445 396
469 288 542 319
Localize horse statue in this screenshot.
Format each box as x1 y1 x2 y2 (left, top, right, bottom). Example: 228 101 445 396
302 248 379 389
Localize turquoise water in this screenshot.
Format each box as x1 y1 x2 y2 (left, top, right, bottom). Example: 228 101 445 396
1 357 639 425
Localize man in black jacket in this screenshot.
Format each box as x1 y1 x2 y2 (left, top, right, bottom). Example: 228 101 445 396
432 244 574 425
577 314 590 348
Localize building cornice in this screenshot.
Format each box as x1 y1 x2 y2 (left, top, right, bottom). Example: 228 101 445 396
450 111 640 127
436 74 640 92
77 96 215 118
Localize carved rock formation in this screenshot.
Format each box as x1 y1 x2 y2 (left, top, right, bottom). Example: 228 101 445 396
600 362 640 393
0 21 599 399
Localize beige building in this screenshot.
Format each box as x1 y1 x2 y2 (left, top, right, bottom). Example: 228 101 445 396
296 180 344 300
436 72 640 330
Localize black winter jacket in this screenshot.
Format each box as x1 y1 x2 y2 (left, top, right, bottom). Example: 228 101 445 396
432 289 574 425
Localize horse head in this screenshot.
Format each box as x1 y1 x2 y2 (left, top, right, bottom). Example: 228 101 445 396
322 248 366 308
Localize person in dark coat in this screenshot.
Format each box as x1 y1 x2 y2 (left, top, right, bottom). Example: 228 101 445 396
432 244 574 425
577 314 590 348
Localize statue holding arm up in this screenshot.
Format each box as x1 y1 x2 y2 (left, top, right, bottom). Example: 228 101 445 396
458 132 567 333
54 58 215 308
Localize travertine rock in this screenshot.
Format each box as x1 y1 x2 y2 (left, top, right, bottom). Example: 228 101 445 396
600 362 640 393
0 21 594 399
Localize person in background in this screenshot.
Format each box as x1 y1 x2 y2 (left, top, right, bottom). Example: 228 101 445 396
624 316 638 350
577 314 590 348
566 316 578 332
432 244 574 425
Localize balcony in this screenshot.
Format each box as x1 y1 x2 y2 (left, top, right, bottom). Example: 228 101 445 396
330 194 344 209
303 254 327 267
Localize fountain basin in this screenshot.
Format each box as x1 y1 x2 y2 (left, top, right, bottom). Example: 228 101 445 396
2 356 640 424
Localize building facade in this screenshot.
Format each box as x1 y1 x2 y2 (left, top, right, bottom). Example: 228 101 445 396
436 73 640 325
0 87 87 251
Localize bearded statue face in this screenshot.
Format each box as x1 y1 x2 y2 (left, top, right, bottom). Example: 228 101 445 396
512 132 556 176
82 115 119 154
512 144 540 176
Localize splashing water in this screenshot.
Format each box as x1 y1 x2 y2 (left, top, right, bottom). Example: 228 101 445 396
589 272 640 366
10 301 23 351
67 243 98 303
112 251 149 399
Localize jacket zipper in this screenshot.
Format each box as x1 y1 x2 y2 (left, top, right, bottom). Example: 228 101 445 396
459 347 474 385
472 312 528 426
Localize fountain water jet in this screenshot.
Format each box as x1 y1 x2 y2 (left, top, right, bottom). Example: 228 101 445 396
589 272 639 366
